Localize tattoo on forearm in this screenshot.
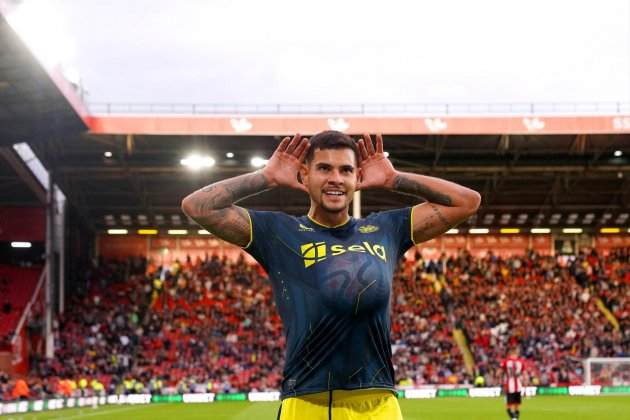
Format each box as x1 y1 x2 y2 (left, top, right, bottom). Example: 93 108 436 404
194 172 269 213
393 174 453 206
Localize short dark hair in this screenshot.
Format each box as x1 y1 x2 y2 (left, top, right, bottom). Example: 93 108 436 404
305 130 359 164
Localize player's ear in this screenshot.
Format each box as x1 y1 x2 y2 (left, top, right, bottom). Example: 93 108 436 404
299 163 308 185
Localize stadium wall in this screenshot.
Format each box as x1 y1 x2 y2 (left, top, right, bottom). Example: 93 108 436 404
97 235 254 263
97 232 630 261
97 232 559 261
0 207 45 242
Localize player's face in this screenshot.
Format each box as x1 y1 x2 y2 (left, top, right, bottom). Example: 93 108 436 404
301 148 360 214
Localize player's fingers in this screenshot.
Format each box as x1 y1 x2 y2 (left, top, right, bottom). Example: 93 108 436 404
361 133 372 153
376 133 384 154
363 133 375 155
296 140 310 162
357 140 369 161
286 134 302 154
277 137 291 152
294 137 308 157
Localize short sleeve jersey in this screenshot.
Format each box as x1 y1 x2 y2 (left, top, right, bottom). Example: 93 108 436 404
244 208 414 399
501 356 525 393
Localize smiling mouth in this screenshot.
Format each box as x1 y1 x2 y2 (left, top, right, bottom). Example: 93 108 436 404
323 191 345 197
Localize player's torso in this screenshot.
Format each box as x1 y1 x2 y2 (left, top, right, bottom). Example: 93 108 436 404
266 215 397 319
245 209 412 396
504 358 524 375
502 357 524 391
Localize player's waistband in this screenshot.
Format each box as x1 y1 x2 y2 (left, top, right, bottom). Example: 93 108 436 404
284 388 397 406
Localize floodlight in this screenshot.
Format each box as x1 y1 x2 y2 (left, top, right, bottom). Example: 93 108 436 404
181 155 215 170
107 229 128 235
11 242 32 248
469 228 489 234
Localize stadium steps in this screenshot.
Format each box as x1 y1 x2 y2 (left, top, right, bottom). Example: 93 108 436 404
452 328 475 376
594 297 620 330
426 272 477 376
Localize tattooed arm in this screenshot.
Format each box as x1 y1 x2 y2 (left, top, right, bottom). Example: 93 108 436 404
357 134 481 244
181 135 309 247
181 171 270 247
392 172 481 243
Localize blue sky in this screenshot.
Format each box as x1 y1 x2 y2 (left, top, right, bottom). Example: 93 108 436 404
6 0 630 107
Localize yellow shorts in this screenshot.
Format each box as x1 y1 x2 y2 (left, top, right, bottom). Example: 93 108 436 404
278 388 403 420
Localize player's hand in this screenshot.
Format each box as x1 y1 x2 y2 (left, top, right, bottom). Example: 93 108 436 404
357 133 397 190
261 134 309 192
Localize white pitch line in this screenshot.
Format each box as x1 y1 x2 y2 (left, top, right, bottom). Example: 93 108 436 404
32 404 158 420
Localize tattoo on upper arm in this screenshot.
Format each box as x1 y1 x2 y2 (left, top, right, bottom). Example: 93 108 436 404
203 207 250 246
429 204 450 227
413 204 453 242
394 175 453 206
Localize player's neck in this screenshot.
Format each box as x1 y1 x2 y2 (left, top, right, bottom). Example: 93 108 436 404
307 207 350 228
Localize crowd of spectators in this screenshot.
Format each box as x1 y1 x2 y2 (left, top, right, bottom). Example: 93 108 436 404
391 256 467 386
435 248 630 387
26 254 284 398
1 246 629 401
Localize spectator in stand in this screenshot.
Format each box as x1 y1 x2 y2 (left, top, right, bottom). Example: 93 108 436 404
11 378 29 400
0 371 9 401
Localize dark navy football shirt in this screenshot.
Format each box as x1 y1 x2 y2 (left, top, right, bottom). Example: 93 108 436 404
244 207 414 399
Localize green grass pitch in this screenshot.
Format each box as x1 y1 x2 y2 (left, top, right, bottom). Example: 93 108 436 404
12 396 630 419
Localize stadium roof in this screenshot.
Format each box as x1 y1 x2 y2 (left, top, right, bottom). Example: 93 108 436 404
0 11 86 207
35 131 630 231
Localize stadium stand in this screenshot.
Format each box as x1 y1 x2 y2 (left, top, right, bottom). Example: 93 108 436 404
446 251 627 387
1 246 627 401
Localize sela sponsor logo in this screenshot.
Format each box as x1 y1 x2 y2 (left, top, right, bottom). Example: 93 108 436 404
358 224 379 233
327 117 350 131
424 118 447 133
300 241 387 268
230 117 253 133
298 223 315 232
522 117 545 131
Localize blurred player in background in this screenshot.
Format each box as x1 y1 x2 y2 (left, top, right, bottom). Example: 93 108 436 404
182 131 480 419
501 346 528 420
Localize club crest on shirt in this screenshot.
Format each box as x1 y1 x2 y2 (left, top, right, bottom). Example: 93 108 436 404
298 223 315 232
358 225 379 234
